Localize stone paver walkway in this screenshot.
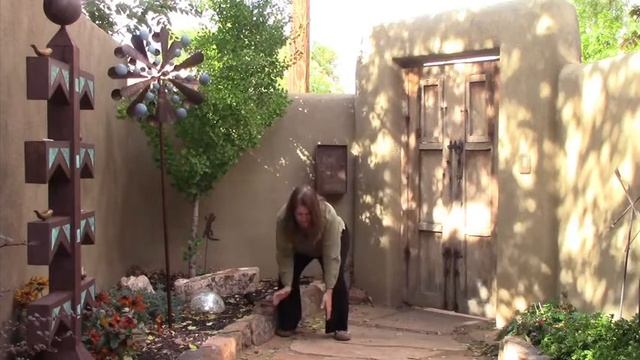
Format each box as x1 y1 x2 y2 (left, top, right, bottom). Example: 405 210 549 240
239 305 498 360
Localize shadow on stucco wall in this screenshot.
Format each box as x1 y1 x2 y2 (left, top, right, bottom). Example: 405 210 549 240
353 0 580 325
556 54 640 317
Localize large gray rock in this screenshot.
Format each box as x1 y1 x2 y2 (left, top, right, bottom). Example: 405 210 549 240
219 318 252 353
248 314 276 346
301 281 324 319
174 267 259 300
178 336 236 360
499 336 550 360
120 275 155 293
349 287 371 305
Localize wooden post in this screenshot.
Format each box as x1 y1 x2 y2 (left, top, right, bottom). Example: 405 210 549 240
288 0 310 93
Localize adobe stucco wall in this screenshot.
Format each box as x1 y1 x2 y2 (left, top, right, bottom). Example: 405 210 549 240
0 5 356 328
163 95 356 281
355 0 580 326
0 1 163 325
557 53 640 318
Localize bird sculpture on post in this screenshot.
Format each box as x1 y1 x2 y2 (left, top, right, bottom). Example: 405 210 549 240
23 0 98 358
108 28 209 327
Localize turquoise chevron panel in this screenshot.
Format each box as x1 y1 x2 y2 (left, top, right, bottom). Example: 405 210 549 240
50 65 59 86
51 226 60 251
48 147 58 169
62 69 69 90
60 148 70 168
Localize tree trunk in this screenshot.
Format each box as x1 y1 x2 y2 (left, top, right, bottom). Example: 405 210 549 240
189 196 200 278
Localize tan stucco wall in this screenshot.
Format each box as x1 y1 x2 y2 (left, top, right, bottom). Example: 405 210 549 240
0 3 356 330
355 0 581 326
0 1 163 325
557 53 640 318
162 95 355 281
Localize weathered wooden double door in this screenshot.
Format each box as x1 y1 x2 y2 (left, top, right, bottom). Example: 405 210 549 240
404 61 498 317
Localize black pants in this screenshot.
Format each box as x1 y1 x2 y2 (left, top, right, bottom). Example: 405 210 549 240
277 228 350 333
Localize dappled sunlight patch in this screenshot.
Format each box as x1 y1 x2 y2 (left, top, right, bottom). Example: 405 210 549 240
500 48 521 79
539 81 551 98
582 72 605 120
368 129 396 167
441 38 465 54
465 201 492 236
564 131 582 184
535 14 557 36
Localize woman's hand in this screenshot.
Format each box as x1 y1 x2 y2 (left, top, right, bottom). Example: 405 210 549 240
321 289 333 319
272 286 292 306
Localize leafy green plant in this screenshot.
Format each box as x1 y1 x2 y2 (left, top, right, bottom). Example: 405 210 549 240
570 0 640 62
310 43 343 94
133 0 290 277
500 301 640 360
498 301 575 346
83 0 203 38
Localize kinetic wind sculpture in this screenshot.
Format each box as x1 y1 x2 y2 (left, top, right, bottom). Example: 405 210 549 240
108 26 209 327
24 0 96 358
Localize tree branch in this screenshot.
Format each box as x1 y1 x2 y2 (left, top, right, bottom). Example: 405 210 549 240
0 234 25 249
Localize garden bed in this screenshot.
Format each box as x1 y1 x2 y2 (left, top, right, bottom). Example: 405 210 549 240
136 274 278 360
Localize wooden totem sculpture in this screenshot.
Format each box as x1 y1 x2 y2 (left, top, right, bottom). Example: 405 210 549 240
24 0 96 358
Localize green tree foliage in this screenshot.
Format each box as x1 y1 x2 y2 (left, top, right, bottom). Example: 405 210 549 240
310 43 343 94
571 0 640 62
622 5 640 51
83 0 202 37
137 0 290 276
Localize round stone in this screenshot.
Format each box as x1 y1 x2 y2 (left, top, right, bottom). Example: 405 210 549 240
144 92 155 102
133 103 148 117
199 74 211 85
181 35 191 47
139 29 150 41
114 64 128 76
174 49 182 58
152 82 160 91
185 75 195 82
176 108 188 119
172 95 181 103
43 0 82 26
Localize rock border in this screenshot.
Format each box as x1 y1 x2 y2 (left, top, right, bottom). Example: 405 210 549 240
498 336 550 360
178 283 369 360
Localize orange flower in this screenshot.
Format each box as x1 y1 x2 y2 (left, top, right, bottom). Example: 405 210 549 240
155 314 164 334
96 291 110 305
108 314 121 328
131 295 146 313
88 329 102 345
118 295 131 308
119 315 137 329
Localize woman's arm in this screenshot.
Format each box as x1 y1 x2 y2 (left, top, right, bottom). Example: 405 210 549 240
276 217 294 287
322 203 344 289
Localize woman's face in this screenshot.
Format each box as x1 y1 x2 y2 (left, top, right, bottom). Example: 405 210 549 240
294 205 311 229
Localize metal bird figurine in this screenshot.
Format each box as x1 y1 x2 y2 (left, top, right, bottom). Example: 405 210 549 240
30 44 53 57
34 209 53 221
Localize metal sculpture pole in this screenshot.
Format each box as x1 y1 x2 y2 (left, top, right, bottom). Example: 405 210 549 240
109 28 208 328
24 0 97 358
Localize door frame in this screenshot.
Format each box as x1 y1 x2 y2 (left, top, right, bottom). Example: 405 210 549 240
400 54 500 316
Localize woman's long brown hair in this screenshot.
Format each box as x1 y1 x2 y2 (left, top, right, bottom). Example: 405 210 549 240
283 185 325 242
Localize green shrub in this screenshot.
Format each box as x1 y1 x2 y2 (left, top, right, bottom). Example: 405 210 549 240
500 302 640 360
